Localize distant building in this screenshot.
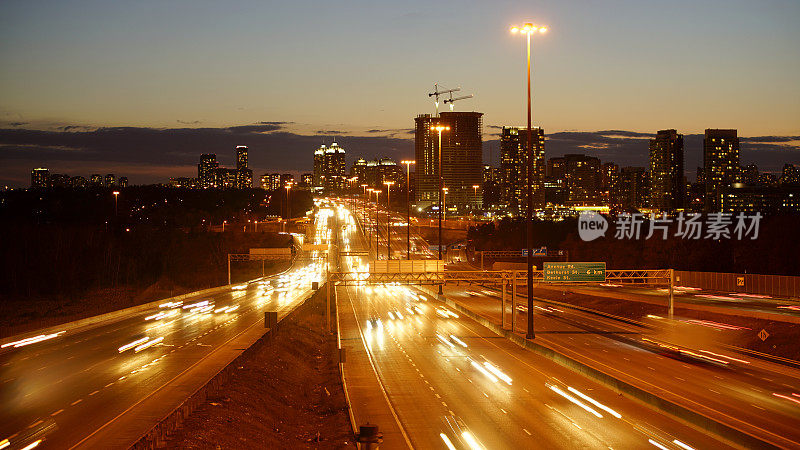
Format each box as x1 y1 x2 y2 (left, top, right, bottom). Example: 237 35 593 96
297 173 313 190
280 173 295 188
758 172 777 186
313 143 346 193
500 126 545 213
547 154 602 206
482 165 501 209
104 174 116 187
649 129 685 211
169 177 199 188
780 164 799 185
602 162 619 207
49 173 70 187
31 168 50 188
212 168 238 188
234 146 252 188
351 158 368 185
118 177 128 188
616 167 649 211
741 164 759 185
415 112 483 212
703 129 740 212
720 184 800 215
70 176 88 188
198 154 218 188
90 174 103 186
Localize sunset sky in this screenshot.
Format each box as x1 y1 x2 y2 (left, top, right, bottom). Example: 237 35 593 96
1 0 799 185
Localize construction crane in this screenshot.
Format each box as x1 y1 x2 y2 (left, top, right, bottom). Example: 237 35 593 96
428 83 460 117
444 92 474 111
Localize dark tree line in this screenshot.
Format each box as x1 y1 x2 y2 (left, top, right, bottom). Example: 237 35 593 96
468 216 800 275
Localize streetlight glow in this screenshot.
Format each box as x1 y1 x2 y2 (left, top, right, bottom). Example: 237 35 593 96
401 160 416 259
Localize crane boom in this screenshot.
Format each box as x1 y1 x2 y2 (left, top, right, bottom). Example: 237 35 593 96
428 83 461 117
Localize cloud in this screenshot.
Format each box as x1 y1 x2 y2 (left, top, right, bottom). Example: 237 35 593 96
176 120 202 125
316 130 348 135
9 122 27 127
0 125 413 187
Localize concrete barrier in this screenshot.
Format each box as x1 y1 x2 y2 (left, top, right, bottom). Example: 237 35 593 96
415 285 776 449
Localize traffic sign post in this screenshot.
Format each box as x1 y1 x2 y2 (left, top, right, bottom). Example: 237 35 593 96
543 262 606 282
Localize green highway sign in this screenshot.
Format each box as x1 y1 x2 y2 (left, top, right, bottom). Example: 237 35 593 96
543 262 606 282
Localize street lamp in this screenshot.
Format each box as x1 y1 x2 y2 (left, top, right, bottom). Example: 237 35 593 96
112 190 120 217
431 124 450 295
384 181 395 260
285 182 293 222
401 160 415 260
373 188 381 259
442 187 449 227
511 21 547 340
222 220 227 232
366 188 374 248
472 185 480 216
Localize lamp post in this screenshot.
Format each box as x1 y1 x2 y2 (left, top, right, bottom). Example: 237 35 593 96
222 220 227 232
285 182 293 222
442 187 448 228
366 188 374 248
431 124 450 295
401 160 415 260
384 181 395 260
373 189 381 259
511 21 547 340
361 184 368 232
472 184 480 218
112 190 120 217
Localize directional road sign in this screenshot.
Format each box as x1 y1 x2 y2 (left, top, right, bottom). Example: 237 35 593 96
543 262 606 282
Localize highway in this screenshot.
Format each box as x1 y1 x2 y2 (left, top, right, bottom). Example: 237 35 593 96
333 199 740 449
0 218 328 449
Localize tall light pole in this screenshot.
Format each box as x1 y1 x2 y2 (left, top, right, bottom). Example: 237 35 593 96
384 181 395 260
285 182 293 221
367 188 374 248
472 184 480 218
361 184 368 233
112 190 120 217
431 124 450 295
442 187 448 228
222 220 227 232
373 189 381 259
511 21 547 340
401 160 415 260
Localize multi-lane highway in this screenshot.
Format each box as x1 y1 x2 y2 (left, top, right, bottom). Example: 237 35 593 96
332 199 758 449
0 214 330 449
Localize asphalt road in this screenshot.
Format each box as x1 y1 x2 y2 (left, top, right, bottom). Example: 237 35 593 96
0 221 329 449
334 200 739 449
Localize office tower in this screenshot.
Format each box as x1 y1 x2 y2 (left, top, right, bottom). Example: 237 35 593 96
260 174 270 190
323 142 346 192
313 145 325 190
617 167 649 211
212 168 238 188
563 154 602 206
268 173 281 190
31 168 50 188
780 164 799 185
104 174 116 187
742 164 759 185
703 129 739 212
482 165 501 209
415 111 483 212
236 146 248 170
280 173 295 188
500 126 545 213
649 129 685 211
198 154 218 188
602 162 619 206
233 146 252 188
299 173 313 190
351 158 368 185
361 158 404 190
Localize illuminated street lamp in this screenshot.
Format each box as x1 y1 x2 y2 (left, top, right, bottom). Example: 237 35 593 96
112 190 120 217
361 183 369 231
431 124 450 294
401 160 416 260
222 220 227 232
384 181 395 260
285 182 293 222
372 188 381 259
442 187 449 226
511 21 547 340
